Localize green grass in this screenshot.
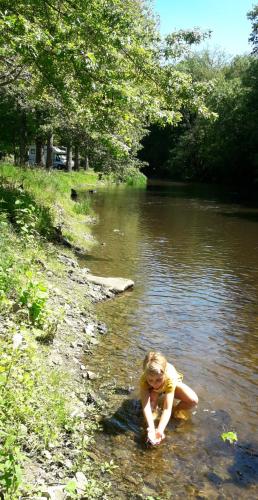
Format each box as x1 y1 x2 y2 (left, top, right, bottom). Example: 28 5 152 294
72 198 91 215
0 166 99 497
0 164 102 250
0 213 71 497
124 167 147 187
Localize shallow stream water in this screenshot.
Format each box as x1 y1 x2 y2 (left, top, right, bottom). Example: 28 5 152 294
82 182 258 499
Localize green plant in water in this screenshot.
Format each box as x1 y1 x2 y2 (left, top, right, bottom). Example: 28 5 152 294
100 459 119 475
221 431 238 444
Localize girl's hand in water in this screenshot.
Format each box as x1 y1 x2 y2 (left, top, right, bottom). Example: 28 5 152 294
147 428 165 445
155 430 165 443
147 428 158 445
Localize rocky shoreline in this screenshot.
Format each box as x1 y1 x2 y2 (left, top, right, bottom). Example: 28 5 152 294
23 251 133 499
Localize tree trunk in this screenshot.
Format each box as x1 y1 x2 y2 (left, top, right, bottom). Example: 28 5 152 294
66 144 73 171
14 146 19 165
19 111 27 165
46 133 53 169
74 145 79 171
35 138 44 167
82 152 89 170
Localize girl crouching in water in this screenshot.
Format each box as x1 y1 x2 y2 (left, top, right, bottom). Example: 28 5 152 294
140 351 198 445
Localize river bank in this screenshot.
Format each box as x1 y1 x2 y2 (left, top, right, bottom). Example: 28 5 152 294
21 249 124 499
0 165 141 499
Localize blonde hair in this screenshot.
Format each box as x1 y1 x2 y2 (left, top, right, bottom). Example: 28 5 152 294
143 351 168 376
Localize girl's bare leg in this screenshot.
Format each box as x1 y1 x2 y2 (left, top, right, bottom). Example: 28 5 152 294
174 382 198 411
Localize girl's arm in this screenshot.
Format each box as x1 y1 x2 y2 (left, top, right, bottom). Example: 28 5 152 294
156 391 174 439
140 387 157 444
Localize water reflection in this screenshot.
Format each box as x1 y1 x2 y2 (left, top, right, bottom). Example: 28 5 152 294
81 183 258 498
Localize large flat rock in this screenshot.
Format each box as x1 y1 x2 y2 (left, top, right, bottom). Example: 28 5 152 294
87 274 134 293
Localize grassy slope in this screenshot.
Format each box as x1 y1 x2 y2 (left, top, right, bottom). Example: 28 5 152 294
0 165 108 498
0 164 102 249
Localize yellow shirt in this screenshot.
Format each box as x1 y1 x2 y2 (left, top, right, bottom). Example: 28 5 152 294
140 362 183 394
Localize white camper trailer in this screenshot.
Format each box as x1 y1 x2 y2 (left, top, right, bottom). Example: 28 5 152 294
28 145 74 169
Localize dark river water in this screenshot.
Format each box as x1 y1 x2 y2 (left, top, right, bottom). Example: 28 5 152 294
82 182 258 499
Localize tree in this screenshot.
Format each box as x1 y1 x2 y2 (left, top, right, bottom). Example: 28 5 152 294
247 5 258 54
0 0 213 170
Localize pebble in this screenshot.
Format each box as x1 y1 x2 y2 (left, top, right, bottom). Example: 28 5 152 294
64 459 73 469
86 370 98 380
84 323 95 335
42 450 52 461
88 337 99 345
42 485 66 499
75 471 88 493
97 322 108 334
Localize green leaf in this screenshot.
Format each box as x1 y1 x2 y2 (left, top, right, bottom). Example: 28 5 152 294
65 479 77 494
221 431 238 444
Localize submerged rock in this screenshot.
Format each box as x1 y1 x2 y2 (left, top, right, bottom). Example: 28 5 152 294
87 274 134 293
97 322 108 334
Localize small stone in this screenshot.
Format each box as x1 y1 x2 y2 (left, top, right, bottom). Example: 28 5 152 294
64 459 73 469
75 471 87 491
58 254 78 268
88 337 99 345
42 450 52 461
97 322 108 334
84 323 95 335
86 370 98 380
70 408 85 418
57 470 65 479
80 364 87 371
42 485 66 500
86 392 97 405
77 341 83 347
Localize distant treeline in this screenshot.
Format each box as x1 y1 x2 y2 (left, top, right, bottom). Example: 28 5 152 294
140 6 258 189
140 51 258 188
